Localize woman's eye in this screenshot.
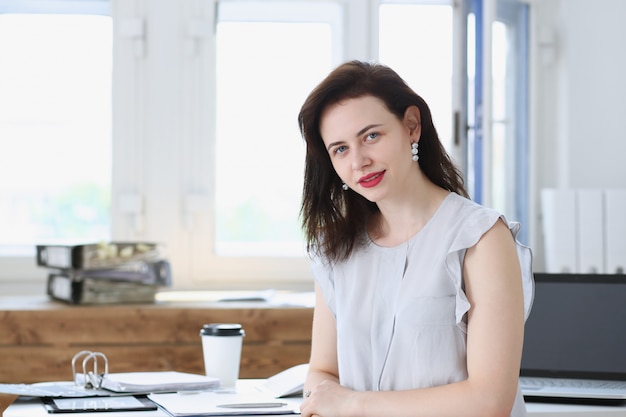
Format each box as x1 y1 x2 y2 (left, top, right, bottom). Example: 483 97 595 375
366 132 379 141
335 145 348 154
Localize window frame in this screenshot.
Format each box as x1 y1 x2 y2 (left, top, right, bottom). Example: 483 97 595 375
110 0 355 291
0 0 108 15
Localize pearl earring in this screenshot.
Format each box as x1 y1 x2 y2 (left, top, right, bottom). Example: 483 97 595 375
411 142 419 162
342 183 349 191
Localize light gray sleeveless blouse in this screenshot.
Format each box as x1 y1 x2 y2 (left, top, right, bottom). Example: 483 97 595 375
311 192 534 417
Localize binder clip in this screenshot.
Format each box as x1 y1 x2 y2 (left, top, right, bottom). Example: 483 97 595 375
71 350 109 389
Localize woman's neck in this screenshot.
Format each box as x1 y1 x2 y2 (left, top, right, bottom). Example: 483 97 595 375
370 180 449 247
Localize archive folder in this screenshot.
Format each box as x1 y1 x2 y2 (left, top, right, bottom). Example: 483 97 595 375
605 189 626 274
47 259 172 286
47 274 161 305
541 189 577 273
36 241 160 270
576 189 604 274
71 351 220 394
0 350 220 397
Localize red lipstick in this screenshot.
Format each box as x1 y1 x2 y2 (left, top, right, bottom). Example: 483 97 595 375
358 171 385 188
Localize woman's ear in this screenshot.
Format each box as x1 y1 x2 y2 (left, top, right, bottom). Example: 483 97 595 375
403 105 421 140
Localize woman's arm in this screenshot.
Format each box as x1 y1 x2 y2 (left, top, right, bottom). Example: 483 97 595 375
304 283 340 391
300 219 525 417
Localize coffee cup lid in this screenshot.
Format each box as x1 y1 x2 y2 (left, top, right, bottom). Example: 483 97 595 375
200 323 245 336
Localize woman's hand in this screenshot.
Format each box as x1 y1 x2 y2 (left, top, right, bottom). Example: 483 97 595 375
299 380 363 417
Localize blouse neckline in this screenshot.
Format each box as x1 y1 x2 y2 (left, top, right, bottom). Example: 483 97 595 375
367 192 455 250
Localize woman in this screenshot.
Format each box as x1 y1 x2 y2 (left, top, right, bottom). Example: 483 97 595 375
297 61 533 417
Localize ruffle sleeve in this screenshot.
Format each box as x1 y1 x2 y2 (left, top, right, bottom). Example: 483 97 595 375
310 253 337 317
444 214 534 331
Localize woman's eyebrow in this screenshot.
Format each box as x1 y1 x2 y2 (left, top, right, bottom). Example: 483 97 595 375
356 123 382 137
326 140 344 151
325 123 383 151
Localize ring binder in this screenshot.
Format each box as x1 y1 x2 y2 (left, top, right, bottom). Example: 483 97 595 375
0 350 219 398
71 350 109 389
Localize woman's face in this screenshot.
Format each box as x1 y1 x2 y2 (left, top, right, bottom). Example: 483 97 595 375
319 95 421 203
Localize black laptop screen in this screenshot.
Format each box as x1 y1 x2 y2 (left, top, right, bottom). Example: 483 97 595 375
521 273 626 380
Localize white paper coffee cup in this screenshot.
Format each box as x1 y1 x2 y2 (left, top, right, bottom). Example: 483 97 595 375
200 323 245 389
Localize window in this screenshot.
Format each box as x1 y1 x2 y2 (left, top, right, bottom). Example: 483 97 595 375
214 2 340 258
180 1 343 286
0 1 111 266
465 0 529 242
0 0 530 290
490 2 529 243
378 2 454 151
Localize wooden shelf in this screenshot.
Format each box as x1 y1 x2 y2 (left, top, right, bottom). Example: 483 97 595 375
0 296 313 385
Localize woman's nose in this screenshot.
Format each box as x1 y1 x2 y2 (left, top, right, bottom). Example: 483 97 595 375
350 147 371 170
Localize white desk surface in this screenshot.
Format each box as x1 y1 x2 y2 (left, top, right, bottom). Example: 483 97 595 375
6 398 626 417
4 381 626 417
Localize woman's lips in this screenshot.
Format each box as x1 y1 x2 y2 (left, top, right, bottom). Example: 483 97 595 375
358 171 385 188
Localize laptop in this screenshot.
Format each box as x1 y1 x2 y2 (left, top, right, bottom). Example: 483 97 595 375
519 273 626 401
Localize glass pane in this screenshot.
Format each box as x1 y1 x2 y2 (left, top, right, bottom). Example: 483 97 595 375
466 12 477 196
215 20 333 257
492 0 529 244
0 14 112 254
491 21 509 214
379 4 453 150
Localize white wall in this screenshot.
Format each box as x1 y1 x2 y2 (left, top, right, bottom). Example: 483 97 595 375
529 0 626 270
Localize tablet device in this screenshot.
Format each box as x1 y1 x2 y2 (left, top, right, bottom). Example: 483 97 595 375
42 395 157 413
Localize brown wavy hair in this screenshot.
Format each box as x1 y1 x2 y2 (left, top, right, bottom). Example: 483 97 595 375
298 60 468 263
